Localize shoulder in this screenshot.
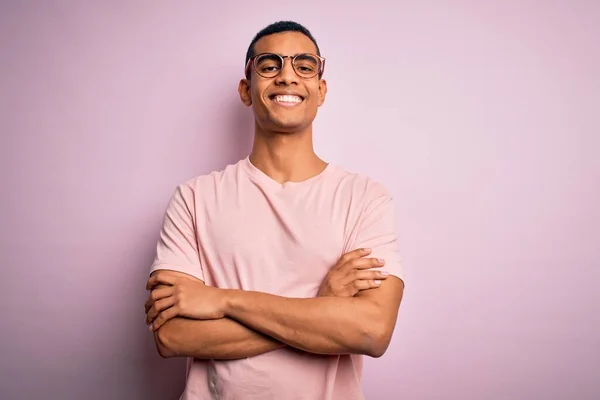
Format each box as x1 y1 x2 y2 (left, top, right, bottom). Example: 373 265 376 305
170 158 245 202
329 164 393 203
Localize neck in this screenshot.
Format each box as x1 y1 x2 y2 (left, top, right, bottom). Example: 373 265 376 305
249 123 327 184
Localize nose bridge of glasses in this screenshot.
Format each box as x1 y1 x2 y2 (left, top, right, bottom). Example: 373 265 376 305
275 54 298 81
279 55 298 77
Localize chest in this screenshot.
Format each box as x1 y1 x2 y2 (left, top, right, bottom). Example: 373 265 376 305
196 189 358 296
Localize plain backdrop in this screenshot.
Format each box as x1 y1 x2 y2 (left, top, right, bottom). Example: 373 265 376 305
1 1 599 399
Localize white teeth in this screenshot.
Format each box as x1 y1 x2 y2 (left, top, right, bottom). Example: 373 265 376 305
274 95 302 103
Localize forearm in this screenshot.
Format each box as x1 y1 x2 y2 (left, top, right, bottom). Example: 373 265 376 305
155 316 286 360
223 290 386 357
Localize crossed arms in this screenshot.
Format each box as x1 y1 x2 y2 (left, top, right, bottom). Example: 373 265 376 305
145 250 404 360
145 184 405 360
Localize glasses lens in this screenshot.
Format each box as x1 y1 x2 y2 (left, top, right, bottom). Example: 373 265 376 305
255 54 282 78
293 54 320 78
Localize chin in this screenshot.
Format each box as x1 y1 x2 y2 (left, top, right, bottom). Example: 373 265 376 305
264 115 310 133
269 123 306 134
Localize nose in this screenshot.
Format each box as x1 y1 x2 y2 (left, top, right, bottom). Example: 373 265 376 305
275 56 298 85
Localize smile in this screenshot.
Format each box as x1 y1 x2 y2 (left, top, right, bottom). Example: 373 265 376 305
270 94 304 107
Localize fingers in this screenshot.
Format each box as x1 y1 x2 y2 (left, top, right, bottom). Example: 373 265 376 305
146 296 177 325
345 278 384 295
340 256 385 272
341 269 389 286
144 287 174 313
150 307 179 332
335 248 387 272
341 270 389 296
335 248 372 268
146 272 177 290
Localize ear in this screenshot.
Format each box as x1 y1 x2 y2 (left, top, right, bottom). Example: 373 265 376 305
317 79 328 107
238 79 252 107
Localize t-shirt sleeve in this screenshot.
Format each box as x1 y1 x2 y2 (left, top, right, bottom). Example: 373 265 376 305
352 184 405 283
150 183 204 282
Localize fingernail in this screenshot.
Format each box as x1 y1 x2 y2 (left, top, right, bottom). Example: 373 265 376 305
374 280 381 285
378 258 385 264
380 271 389 276
148 324 154 332
363 248 371 253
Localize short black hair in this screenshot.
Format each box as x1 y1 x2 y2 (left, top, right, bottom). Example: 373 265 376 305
245 21 321 70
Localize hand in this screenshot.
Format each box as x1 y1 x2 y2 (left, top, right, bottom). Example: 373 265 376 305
145 270 226 331
317 248 388 297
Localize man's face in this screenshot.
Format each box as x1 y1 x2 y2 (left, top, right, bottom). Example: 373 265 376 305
239 31 327 134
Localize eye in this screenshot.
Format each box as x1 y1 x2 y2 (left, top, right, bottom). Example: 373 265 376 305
261 65 280 73
297 65 315 73
294 56 318 75
255 54 282 75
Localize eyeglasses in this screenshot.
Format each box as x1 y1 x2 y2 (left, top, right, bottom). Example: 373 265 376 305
245 53 326 80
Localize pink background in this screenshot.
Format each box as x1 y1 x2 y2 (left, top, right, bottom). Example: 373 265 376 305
1 1 599 399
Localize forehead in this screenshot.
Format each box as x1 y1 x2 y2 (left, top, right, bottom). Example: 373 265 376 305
253 31 318 55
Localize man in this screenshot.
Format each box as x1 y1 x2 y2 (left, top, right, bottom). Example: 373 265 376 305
144 21 405 400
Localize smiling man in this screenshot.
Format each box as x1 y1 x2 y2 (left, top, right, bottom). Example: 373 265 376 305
145 21 405 400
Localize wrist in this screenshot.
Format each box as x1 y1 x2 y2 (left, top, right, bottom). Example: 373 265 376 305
221 288 241 317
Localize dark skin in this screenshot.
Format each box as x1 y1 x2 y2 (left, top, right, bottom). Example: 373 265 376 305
146 249 390 359
145 31 404 359
239 33 327 136
238 31 329 184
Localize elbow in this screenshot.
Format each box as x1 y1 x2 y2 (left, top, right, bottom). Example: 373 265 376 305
366 336 391 358
363 323 393 358
154 327 177 358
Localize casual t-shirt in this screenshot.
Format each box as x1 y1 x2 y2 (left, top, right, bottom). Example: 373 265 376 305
150 156 404 400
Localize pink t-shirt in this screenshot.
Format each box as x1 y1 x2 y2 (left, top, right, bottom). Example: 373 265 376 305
150 156 404 400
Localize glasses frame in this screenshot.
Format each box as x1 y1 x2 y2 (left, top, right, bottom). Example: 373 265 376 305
245 52 326 80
